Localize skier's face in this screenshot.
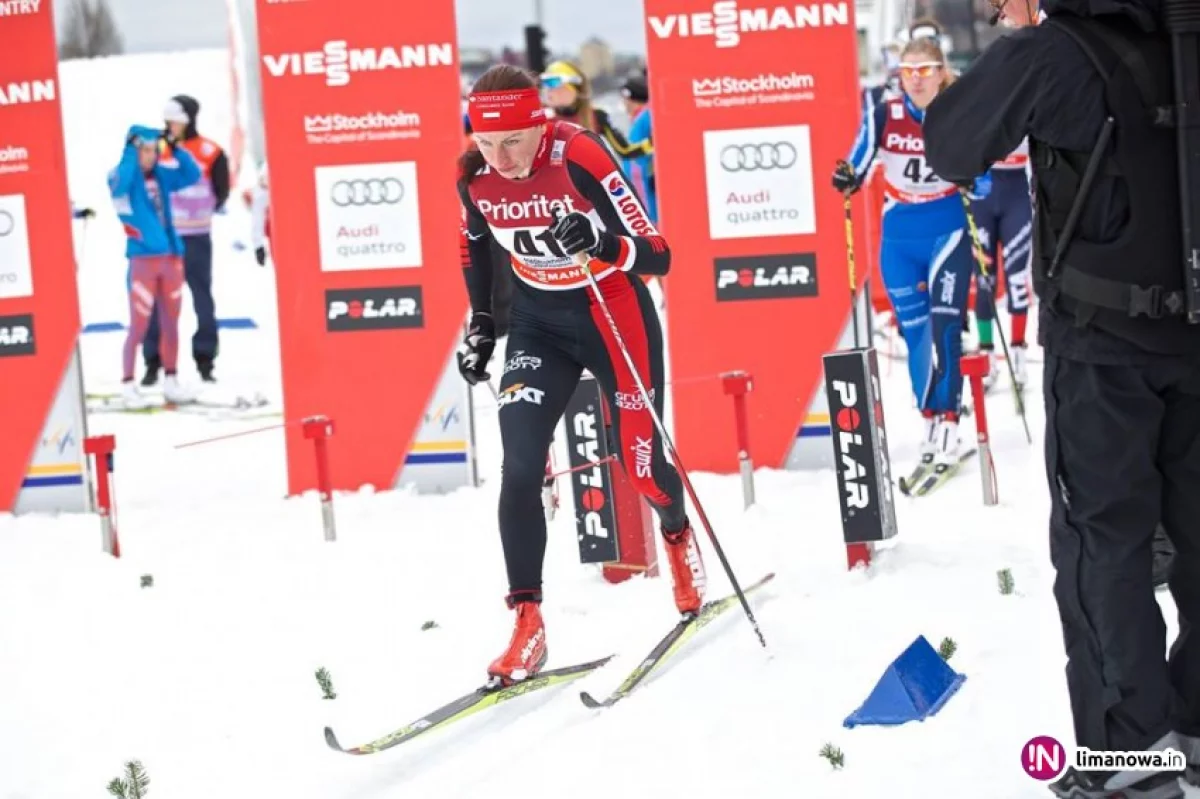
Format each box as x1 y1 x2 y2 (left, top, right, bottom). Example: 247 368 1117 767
473 126 544 180
899 57 943 109
137 141 159 172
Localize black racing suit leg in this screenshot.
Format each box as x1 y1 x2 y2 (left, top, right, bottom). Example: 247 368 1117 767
495 315 582 602
577 275 686 533
1044 353 1180 752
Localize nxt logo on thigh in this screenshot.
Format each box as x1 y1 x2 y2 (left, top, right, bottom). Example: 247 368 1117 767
498 383 545 408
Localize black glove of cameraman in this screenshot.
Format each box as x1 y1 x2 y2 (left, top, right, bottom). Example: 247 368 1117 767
456 312 496 385
831 160 860 195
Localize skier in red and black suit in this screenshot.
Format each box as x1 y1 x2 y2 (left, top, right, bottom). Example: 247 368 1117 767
456 64 707 686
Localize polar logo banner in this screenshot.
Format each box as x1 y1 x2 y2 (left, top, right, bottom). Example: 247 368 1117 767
0 313 35 357
714 253 818 302
821 349 898 544
563 379 620 564
325 286 423 331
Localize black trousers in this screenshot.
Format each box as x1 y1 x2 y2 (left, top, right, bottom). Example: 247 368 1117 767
497 277 685 601
1045 352 1200 751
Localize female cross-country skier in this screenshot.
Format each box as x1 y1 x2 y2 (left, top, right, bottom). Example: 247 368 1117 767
970 138 1033 395
108 124 200 407
455 64 705 686
832 36 991 487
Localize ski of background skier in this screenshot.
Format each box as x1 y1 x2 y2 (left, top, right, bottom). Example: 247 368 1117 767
580 572 776 710
898 448 978 498
86 390 273 416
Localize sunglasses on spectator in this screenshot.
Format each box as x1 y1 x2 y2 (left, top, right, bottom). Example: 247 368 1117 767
539 74 583 89
899 62 943 78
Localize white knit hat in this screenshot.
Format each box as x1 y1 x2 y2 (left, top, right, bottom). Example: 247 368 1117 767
163 99 189 124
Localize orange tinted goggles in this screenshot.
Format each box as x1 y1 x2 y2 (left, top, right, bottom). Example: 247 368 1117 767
899 62 942 79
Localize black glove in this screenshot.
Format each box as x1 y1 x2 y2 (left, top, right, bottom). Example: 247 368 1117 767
549 211 617 260
255 246 266 267
456 312 496 385
831 160 860 194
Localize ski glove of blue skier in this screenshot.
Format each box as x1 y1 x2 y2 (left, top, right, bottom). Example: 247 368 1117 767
960 171 993 201
456 312 496 385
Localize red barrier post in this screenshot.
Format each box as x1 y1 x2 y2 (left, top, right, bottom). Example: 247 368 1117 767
301 417 337 541
960 355 998 506
721 371 755 508
83 435 119 557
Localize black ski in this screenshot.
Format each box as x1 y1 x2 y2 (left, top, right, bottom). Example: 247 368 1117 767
579 572 776 710
324 655 611 755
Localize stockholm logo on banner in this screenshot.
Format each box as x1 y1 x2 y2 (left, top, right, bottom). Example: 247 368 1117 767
703 124 816 240
714 253 818 301
0 194 34 299
325 286 424 332
314 161 422 271
0 314 35 357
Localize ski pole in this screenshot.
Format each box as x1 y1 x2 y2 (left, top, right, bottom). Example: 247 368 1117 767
960 190 1032 445
566 243 767 649
842 187 862 350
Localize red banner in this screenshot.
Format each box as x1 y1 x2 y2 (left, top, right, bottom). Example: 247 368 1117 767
644 0 868 472
255 1 465 493
0 3 82 510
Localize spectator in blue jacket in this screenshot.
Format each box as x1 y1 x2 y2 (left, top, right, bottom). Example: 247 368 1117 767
620 75 656 224
108 124 200 408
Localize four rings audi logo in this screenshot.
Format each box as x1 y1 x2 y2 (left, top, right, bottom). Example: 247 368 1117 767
331 178 403 206
720 143 798 172
0 210 12 237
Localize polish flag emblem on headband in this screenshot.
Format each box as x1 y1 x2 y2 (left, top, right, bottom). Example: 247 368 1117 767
468 88 547 133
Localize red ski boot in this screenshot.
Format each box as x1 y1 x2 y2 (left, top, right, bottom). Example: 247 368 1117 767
487 599 548 686
662 521 707 615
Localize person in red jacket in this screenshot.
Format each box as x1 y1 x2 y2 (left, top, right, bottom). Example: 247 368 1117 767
143 95 230 385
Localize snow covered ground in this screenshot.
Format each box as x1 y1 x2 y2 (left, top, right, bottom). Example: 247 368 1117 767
1 49 1193 799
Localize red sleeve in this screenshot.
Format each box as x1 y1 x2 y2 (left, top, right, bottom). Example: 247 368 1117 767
565 131 671 276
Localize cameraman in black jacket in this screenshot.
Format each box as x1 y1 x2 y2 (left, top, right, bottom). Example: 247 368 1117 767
924 0 1200 795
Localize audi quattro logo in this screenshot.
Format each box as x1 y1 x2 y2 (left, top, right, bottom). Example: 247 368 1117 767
720 142 797 171
0 210 12 236
331 178 403 206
